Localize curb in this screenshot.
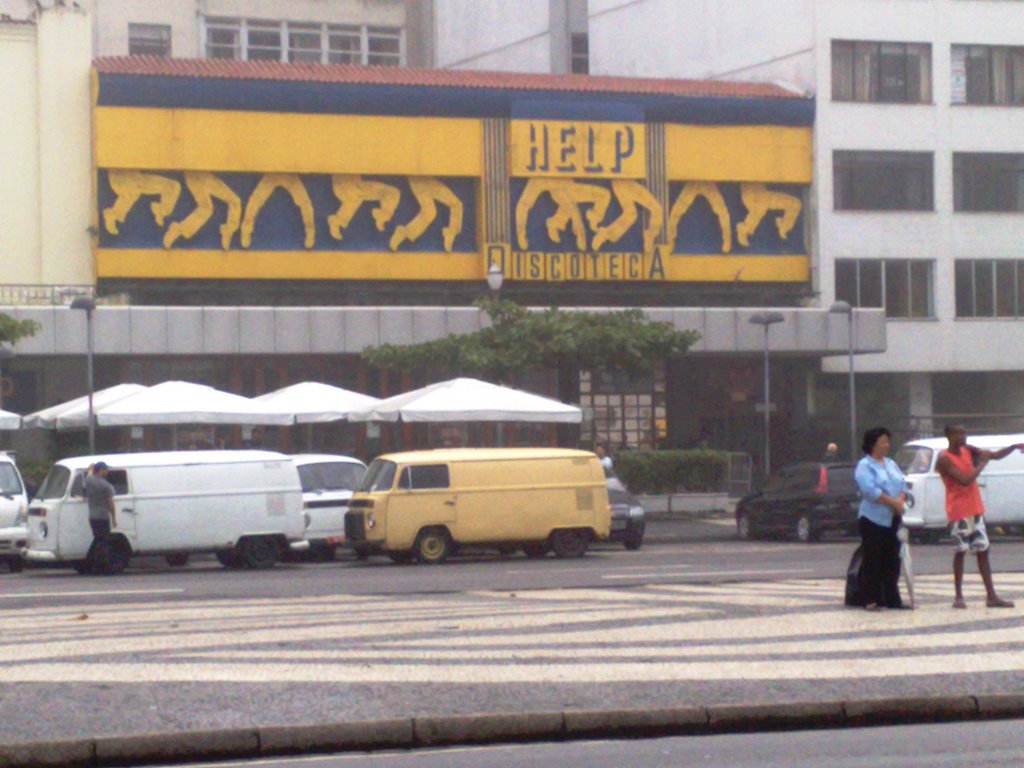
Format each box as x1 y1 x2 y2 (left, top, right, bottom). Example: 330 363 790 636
3 694 1023 767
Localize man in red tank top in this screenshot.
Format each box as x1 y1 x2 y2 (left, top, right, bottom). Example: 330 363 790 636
936 424 1021 609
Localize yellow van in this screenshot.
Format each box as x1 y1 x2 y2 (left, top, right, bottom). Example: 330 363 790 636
344 448 611 564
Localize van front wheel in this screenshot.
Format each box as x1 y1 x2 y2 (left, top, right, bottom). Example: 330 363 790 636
240 537 280 570
550 528 590 558
414 528 452 565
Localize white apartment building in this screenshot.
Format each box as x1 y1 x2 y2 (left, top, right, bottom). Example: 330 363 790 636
0 0 428 65
436 0 1024 437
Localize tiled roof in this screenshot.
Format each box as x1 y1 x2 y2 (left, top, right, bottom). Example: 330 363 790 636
93 56 804 101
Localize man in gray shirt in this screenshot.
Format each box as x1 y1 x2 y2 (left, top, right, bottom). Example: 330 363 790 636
84 461 117 543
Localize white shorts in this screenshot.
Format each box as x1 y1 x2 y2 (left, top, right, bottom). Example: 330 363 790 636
951 515 989 554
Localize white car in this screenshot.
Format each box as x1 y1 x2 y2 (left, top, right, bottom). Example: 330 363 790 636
0 453 32 572
292 454 367 560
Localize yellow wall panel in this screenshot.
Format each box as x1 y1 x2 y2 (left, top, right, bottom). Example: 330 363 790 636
95 249 485 281
94 108 482 177
665 125 812 183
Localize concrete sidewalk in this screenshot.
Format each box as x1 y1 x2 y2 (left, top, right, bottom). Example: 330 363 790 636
7 694 1024 767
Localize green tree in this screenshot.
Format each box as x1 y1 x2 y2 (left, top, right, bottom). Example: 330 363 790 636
0 313 40 346
363 297 700 381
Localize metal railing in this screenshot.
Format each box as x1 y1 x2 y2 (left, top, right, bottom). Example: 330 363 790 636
0 285 129 306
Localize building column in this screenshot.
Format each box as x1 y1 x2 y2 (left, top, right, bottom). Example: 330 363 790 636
908 372 933 436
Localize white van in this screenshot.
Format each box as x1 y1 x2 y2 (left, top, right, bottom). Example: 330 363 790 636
292 454 366 560
0 453 29 573
25 451 307 574
896 433 1024 538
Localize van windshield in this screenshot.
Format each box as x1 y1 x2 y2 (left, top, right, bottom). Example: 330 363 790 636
358 459 397 493
896 446 933 474
0 464 23 496
36 465 70 500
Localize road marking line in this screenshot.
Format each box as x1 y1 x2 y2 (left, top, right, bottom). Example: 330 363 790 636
0 588 185 600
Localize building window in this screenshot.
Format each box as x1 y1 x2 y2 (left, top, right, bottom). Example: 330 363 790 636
571 33 589 74
246 20 282 61
287 23 323 63
204 19 404 65
206 17 241 60
955 260 1024 317
835 259 934 318
328 25 362 64
367 26 403 66
128 23 171 57
580 365 666 451
834 151 934 211
954 153 1024 212
832 40 932 103
951 45 1024 105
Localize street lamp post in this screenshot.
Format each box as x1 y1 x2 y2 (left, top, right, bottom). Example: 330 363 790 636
748 311 786 478
486 261 504 295
829 300 856 462
70 296 97 454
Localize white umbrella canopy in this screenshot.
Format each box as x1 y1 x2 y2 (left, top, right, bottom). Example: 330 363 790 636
254 382 381 424
347 377 582 424
0 409 20 430
23 383 149 430
94 381 295 427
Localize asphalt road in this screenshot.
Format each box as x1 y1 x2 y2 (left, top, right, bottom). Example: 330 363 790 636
2 525 1023 748
154 720 1024 768
4 519 1024 609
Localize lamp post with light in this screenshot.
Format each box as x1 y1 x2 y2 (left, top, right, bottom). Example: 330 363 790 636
748 310 786 478
486 261 504 296
70 296 97 454
829 300 856 462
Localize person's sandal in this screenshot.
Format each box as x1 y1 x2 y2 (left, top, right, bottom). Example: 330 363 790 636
864 603 884 612
987 598 1015 608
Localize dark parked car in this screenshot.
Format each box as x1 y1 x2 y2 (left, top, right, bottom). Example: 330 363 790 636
735 462 859 542
607 473 645 550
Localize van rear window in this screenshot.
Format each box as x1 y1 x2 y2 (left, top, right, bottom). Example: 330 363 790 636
896 446 933 474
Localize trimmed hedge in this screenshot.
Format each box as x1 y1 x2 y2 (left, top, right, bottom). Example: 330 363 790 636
615 449 728 494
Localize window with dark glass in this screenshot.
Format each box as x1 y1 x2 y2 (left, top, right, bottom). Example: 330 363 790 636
832 40 932 103
834 151 934 211
951 45 1024 105
128 23 171 57
367 26 402 66
955 259 1024 317
571 33 589 74
288 23 323 63
835 259 933 318
398 464 450 490
247 21 282 61
206 18 240 59
954 153 1024 212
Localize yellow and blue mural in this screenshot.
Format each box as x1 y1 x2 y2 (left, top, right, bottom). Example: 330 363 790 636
98 171 476 254
92 63 814 286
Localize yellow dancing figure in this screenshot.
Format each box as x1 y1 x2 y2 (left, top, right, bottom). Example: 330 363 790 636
514 178 612 251
103 170 182 236
591 179 663 254
240 173 316 249
735 182 802 247
327 175 402 241
667 181 733 254
163 172 242 249
389 177 464 253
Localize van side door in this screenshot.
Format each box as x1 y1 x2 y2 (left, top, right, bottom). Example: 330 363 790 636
386 464 454 550
107 469 137 550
